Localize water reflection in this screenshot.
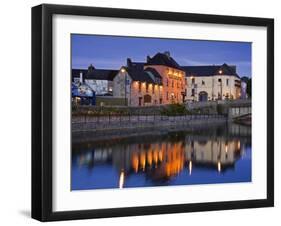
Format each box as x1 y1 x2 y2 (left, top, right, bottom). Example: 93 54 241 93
72 123 251 190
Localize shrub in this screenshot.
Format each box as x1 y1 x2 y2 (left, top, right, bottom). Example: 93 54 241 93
161 104 188 116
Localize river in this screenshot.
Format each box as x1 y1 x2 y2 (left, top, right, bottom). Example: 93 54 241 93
71 122 251 190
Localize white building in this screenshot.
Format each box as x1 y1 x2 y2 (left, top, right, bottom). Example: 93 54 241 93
182 63 242 101
72 65 118 96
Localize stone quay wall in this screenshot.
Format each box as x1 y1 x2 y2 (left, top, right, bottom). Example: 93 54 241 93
72 114 227 133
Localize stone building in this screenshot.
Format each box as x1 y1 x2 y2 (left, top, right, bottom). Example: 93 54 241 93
182 63 242 101
72 65 118 96
113 65 163 106
113 52 186 106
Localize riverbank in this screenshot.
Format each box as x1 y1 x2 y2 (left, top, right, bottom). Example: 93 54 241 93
72 117 228 143
72 114 226 132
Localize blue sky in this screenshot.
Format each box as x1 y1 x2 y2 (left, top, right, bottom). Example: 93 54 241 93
72 34 252 77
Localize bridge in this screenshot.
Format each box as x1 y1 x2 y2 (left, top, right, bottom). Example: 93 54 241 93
226 100 251 121
185 99 251 121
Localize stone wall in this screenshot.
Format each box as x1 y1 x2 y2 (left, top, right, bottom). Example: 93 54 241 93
72 114 227 133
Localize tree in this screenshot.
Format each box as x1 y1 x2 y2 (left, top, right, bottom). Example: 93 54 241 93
246 78 252 98
241 76 249 83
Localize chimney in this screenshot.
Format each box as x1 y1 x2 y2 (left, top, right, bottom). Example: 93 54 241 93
127 58 132 67
79 72 83 83
88 64 94 72
164 51 170 57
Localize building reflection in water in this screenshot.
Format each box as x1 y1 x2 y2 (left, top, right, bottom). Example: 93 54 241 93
73 124 250 189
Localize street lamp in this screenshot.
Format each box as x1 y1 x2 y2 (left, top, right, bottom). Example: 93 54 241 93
120 67 127 106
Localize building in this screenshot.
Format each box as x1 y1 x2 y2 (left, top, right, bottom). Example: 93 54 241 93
182 63 242 101
72 65 118 96
113 64 163 106
113 52 186 106
72 82 95 105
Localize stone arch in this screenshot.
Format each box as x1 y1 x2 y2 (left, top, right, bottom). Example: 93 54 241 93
199 91 208 102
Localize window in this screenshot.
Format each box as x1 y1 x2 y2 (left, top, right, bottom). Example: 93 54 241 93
138 97 142 106
152 85 155 94
172 80 174 88
202 80 205 85
218 78 222 83
166 92 169 100
191 89 195 96
226 79 229 86
166 79 169 87
192 78 195 84
146 83 149 93
138 82 141 92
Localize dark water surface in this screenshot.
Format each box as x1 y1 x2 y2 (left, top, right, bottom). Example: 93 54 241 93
71 123 251 190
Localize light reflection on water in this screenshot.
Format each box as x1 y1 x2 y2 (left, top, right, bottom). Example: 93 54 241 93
71 123 251 190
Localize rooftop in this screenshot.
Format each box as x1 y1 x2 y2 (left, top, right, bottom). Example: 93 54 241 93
145 51 182 70
182 63 240 78
124 66 162 85
72 65 118 81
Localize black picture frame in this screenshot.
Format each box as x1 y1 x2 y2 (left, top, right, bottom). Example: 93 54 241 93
32 4 274 222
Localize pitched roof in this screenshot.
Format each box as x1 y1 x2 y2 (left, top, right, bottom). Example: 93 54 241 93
126 59 145 71
72 68 118 81
85 69 118 81
126 67 162 85
182 63 240 78
72 69 87 77
145 52 182 70
144 67 162 79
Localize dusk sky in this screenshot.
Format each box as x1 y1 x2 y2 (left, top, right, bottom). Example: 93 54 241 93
72 34 252 77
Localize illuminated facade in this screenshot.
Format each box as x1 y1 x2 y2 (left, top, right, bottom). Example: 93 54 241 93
113 52 186 106
144 52 186 105
182 64 242 101
113 66 163 106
